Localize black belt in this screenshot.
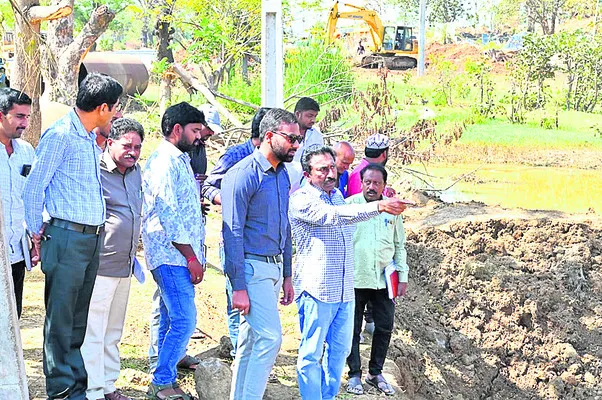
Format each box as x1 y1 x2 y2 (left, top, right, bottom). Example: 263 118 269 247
50 218 104 235
245 253 283 264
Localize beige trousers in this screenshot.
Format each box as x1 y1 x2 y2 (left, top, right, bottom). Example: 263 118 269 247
81 275 131 399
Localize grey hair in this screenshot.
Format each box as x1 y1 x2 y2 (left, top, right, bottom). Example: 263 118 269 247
258 108 298 141
301 145 336 174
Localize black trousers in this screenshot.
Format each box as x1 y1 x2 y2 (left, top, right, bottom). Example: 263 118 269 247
11 260 26 318
347 288 395 377
41 224 101 400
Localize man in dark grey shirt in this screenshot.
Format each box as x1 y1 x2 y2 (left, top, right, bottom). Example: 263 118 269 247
81 118 144 400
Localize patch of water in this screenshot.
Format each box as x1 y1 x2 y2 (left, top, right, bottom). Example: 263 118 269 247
407 164 602 213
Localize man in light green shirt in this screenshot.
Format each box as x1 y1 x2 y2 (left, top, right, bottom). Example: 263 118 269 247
345 163 408 396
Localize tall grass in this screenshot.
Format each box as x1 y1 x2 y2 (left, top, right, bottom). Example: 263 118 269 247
284 40 354 108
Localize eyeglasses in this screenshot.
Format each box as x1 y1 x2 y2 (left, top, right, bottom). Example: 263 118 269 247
274 131 303 144
109 102 122 112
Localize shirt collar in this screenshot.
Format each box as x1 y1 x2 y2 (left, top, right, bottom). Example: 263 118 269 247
69 109 95 139
253 148 281 173
100 149 138 174
307 182 337 198
158 139 184 157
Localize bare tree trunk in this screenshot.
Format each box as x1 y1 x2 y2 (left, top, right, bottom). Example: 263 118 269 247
156 0 176 116
10 0 71 146
43 2 115 105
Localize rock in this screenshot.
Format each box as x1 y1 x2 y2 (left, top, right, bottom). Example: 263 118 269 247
560 370 578 386
194 357 232 400
432 330 448 349
552 343 579 361
584 372 597 385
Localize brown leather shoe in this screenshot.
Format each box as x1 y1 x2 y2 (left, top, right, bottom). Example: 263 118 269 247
104 390 133 400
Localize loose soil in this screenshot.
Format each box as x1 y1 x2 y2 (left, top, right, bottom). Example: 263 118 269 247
23 198 602 399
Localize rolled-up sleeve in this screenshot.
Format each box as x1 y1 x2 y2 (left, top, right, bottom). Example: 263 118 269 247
222 167 254 291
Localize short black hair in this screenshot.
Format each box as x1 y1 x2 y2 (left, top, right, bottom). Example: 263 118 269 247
109 118 145 142
365 147 387 159
76 73 123 112
360 163 388 184
258 108 297 141
251 107 271 139
301 145 336 174
0 88 32 115
294 97 320 113
161 102 206 137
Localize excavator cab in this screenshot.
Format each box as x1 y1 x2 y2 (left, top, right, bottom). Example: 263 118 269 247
383 26 414 52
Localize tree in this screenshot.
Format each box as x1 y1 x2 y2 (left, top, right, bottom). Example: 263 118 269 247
43 1 115 104
8 0 71 145
155 0 176 115
525 0 569 34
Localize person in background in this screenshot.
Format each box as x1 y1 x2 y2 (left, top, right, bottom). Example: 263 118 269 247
23 73 123 400
93 109 123 150
81 118 145 400
286 97 324 193
345 163 408 396
347 133 389 198
333 141 355 197
0 88 34 319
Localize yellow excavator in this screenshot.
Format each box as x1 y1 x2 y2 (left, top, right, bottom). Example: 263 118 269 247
327 1 418 69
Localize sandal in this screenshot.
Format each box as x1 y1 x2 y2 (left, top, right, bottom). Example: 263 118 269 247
177 354 200 371
346 376 364 395
365 374 395 396
146 382 191 400
172 383 198 400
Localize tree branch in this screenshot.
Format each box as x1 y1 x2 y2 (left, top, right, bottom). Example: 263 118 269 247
27 1 72 24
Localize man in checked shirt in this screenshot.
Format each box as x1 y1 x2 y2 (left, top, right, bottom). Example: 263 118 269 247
23 73 123 400
289 145 407 400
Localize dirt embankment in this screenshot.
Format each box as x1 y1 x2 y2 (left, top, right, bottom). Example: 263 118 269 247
390 203 602 399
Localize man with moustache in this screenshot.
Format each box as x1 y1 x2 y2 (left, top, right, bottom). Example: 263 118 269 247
23 73 123 400
287 97 323 193
345 163 408 396
333 141 355 197
141 102 206 400
222 108 298 399
81 118 145 400
289 146 407 400
0 88 35 319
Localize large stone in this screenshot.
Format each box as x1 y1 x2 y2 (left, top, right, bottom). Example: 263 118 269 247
194 357 232 400
0 193 29 399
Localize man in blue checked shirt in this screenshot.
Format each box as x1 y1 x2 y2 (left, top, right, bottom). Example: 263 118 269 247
201 107 269 357
141 102 206 400
289 145 407 400
222 108 298 400
23 73 123 400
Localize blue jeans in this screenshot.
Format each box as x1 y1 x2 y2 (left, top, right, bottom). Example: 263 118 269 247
220 242 240 356
151 265 197 386
230 259 283 400
296 291 354 400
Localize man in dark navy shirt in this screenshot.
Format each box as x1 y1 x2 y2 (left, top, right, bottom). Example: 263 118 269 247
222 108 299 400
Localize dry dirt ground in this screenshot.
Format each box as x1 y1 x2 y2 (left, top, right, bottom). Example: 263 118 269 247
21 196 602 399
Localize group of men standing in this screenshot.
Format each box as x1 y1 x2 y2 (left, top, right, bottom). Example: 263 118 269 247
1 72 410 400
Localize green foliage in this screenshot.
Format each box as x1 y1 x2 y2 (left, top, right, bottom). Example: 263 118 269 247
74 0 144 47
465 58 498 118
284 41 354 107
429 53 459 106
556 30 602 112
220 72 262 113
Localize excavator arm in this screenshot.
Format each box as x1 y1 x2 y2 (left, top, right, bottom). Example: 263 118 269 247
327 1 384 52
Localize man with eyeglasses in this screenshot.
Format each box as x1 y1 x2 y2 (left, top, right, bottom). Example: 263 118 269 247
289 146 407 400
222 108 298 399
23 73 123 400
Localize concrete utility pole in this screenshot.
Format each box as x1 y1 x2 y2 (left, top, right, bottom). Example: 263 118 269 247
417 0 427 77
261 0 284 107
0 193 29 399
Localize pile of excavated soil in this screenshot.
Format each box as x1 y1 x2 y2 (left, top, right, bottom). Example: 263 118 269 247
391 217 602 399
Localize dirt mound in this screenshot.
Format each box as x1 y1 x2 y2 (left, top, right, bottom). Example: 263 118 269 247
394 218 602 399
426 42 508 74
